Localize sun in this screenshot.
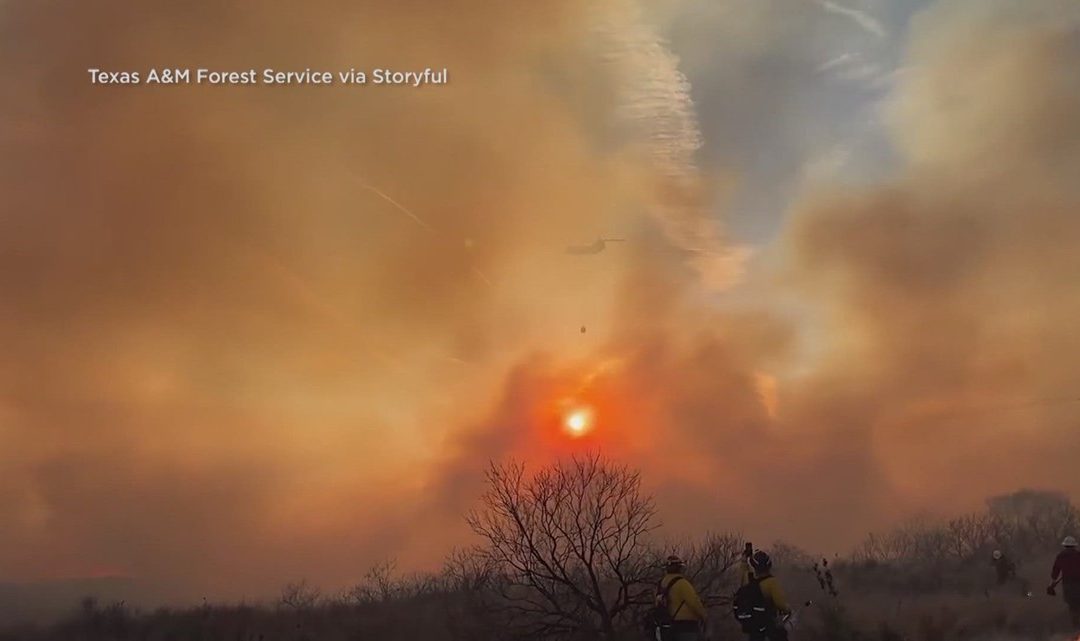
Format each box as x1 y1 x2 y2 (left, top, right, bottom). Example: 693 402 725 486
563 407 594 438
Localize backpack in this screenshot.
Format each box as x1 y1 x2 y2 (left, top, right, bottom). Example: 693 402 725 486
640 576 685 640
731 576 770 633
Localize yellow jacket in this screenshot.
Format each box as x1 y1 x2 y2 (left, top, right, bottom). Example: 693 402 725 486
660 573 707 622
741 570 791 614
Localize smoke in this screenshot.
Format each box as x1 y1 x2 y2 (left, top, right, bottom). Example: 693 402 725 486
428 0 1080 556
817 1 888 39
1 0 1078 605
589 0 748 290
0 0 673 597
785 0 1080 512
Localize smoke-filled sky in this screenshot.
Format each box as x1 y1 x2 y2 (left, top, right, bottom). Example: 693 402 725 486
2 0 1079 602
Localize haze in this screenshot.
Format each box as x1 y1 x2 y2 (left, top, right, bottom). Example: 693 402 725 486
1 0 1079 603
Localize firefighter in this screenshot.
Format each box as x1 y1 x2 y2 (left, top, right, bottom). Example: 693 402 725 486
1049 536 1080 628
655 555 708 641
734 550 791 641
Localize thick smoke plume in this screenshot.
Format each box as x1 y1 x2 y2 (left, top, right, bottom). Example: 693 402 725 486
429 0 1080 559
1 0 1078 603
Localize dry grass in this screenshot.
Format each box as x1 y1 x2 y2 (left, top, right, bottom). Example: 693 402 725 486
7 575 1074 641
3 489 1077 640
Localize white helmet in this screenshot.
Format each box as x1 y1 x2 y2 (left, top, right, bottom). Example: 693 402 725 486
1063 536 1078 548
992 550 1003 560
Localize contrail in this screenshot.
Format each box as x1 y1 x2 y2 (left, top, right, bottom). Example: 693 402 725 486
471 265 494 287
817 53 855 73
818 0 887 38
361 183 438 234
361 181 493 289
589 0 746 290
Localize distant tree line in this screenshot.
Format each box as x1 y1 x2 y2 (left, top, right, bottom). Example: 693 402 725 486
3 456 1077 641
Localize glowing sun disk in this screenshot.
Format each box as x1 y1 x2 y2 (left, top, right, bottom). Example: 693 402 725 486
564 408 594 437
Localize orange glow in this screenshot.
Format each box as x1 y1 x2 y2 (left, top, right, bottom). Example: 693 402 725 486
754 372 779 419
563 406 594 438
520 359 655 461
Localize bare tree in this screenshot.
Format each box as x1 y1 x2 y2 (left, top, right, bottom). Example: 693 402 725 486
444 547 498 594
343 559 398 605
442 547 504 641
946 514 988 559
466 454 657 640
343 559 444 605
855 530 911 564
987 489 1080 555
769 539 817 570
280 580 322 611
654 532 744 607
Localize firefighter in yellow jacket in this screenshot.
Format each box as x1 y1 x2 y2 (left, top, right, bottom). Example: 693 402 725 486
738 550 792 641
658 555 708 641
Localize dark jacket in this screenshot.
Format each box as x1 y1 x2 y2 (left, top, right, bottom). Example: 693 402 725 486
992 556 1016 583
1052 548 1080 582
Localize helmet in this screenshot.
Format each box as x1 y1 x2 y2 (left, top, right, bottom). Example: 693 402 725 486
992 550 1003 560
1063 536 1078 548
665 555 685 570
750 550 773 571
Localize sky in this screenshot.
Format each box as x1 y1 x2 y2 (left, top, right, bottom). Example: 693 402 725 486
1 0 1080 604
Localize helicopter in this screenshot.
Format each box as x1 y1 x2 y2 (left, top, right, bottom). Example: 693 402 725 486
565 237 626 255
